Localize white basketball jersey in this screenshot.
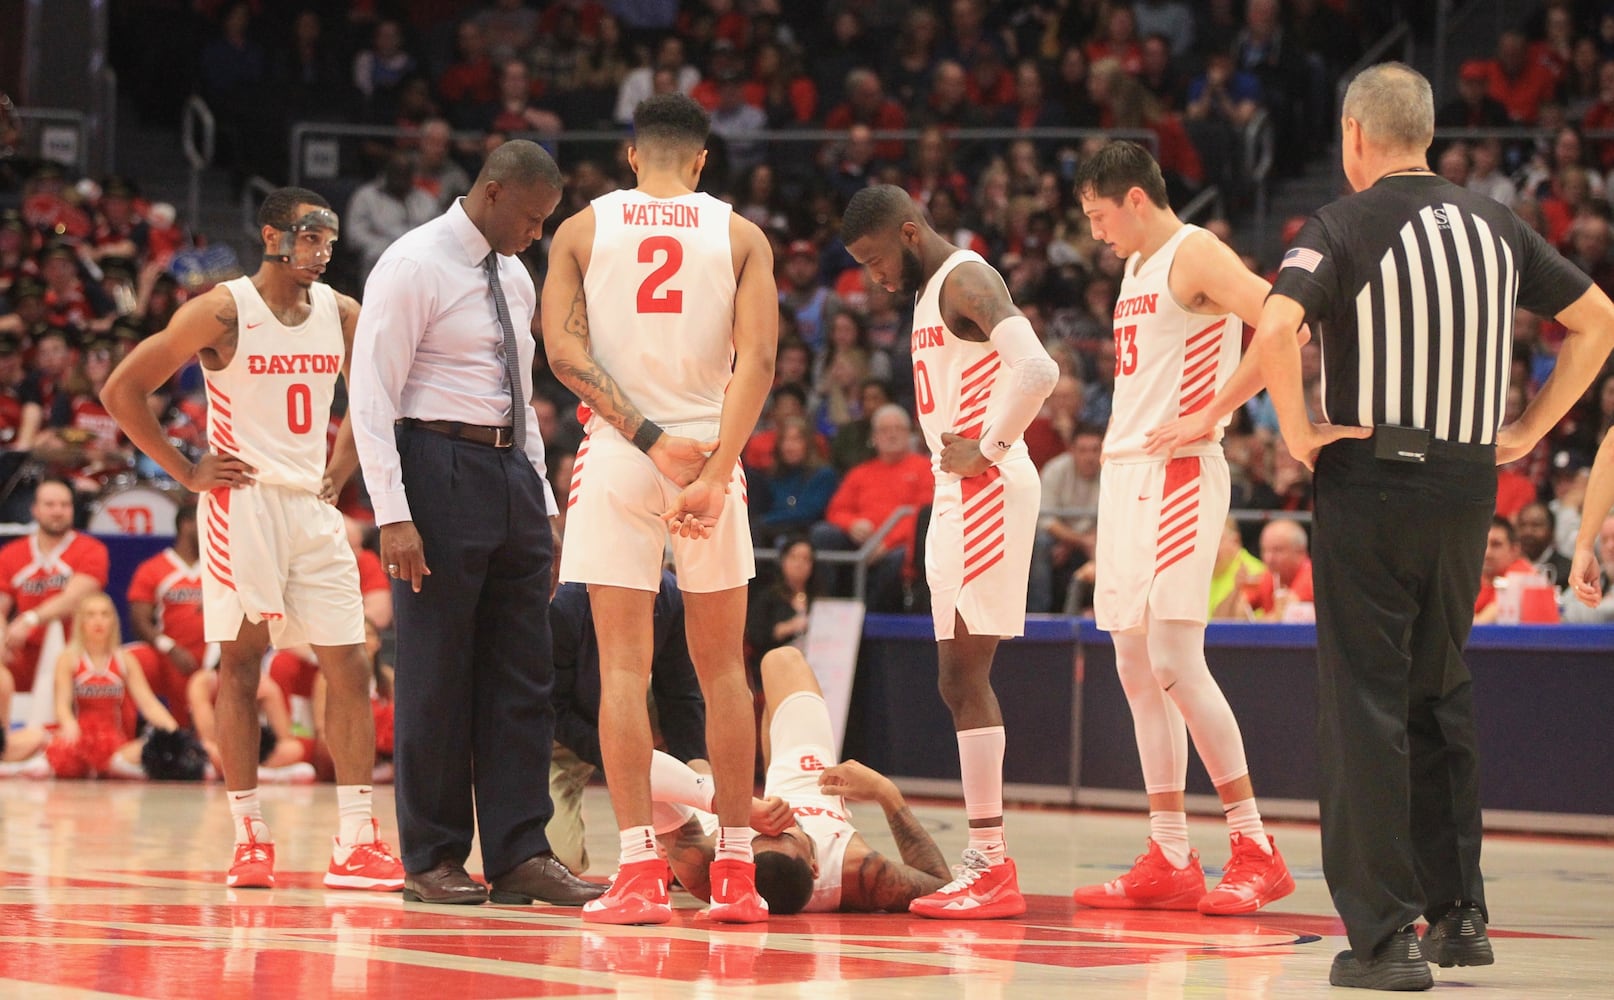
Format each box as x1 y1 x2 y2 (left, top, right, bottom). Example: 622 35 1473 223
583 189 737 427
1104 225 1242 462
792 795 856 913
205 276 343 494
910 250 1030 481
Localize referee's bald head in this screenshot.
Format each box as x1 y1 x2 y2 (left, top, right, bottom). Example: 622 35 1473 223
1342 62 1434 154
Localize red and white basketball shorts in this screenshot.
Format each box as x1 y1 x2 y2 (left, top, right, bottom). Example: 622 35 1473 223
560 420 754 594
926 455 1039 641
763 690 841 802
1094 452 1230 633
200 481 365 648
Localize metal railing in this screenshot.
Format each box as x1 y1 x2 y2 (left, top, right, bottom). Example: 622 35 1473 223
754 505 915 603
287 121 1160 187
181 96 216 233
1179 185 1223 224
97 68 118 177
9 106 89 174
1432 126 1614 144
1243 109 1276 259
240 175 277 241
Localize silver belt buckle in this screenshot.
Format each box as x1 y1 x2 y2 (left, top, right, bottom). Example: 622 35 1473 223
494 426 512 448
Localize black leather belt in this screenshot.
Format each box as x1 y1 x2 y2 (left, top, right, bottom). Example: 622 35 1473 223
1424 438 1496 464
397 418 514 449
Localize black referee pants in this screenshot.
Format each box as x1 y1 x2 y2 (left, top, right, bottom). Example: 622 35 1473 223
392 424 557 880
1311 439 1492 958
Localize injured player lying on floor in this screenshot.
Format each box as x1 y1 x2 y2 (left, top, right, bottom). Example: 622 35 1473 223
648 647 956 915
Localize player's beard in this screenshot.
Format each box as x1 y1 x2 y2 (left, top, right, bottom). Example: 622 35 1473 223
898 245 925 296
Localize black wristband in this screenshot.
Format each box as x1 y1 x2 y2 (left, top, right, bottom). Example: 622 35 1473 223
631 419 664 452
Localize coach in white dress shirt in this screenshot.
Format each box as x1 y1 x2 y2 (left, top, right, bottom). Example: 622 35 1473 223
349 140 602 908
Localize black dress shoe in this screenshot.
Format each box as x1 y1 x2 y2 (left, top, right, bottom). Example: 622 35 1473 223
489 853 606 906
1422 903 1494 968
1329 928 1435 991
403 860 488 905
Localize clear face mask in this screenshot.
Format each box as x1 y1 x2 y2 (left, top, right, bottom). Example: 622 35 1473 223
267 208 340 270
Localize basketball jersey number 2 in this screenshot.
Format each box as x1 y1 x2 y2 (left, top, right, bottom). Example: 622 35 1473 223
637 236 684 314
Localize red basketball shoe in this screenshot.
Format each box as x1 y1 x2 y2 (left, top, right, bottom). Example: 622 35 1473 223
582 859 673 925
1072 839 1207 910
324 819 406 891
705 858 769 923
226 819 276 889
909 849 1027 920
1198 833 1295 915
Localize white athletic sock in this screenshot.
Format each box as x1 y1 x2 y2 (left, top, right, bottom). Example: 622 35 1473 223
337 785 375 846
1150 811 1191 868
958 726 1007 855
619 825 661 866
967 825 1006 866
716 826 756 864
228 788 269 843
1224 798 1272 852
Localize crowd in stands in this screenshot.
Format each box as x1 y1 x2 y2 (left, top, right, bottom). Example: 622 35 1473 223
8 0 1614 637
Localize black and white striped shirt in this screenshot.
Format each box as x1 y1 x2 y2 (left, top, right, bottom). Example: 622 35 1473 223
1270 174 1591 445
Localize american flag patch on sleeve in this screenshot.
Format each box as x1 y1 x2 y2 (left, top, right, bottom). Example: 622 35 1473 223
1281 247 1324 273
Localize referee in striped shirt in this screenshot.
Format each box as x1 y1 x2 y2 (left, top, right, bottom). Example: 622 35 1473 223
1254 63 1614 990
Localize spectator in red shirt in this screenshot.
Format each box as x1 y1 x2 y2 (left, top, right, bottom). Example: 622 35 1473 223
34 336 134 500
1474 515 1536 621
1484 30 1559 124
0 478 110 693
1582 61 1614 168
345 515 394 630
124 502 205 729
438 19 497 124
965 48 1015 113
905 127 971 214
0 332 43 456
752 40 817 126
743 384 828 473
1438 60 1513 129
88 177 148 266
1247 520 1314 620
810 405 933 610
825 69 909 164
1086 4 1144 75
39 243 113 336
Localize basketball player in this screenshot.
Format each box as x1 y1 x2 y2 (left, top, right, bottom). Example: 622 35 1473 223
101 187 403 892
649 646 954 915
123 502 206 730
841 185 1059 919
1069 141 1294 914
540 93 777 924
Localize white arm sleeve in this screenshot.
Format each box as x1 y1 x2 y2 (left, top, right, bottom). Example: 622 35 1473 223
649 749 715 812
978 315 1060 463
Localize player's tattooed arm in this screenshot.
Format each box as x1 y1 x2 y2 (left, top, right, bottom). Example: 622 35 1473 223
847 849 949 913
941 260 1024 342
541 210 662 449
548 287 653 441
886 802 952 880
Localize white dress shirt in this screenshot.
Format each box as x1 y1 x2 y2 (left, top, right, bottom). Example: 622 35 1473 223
350 198 555 526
